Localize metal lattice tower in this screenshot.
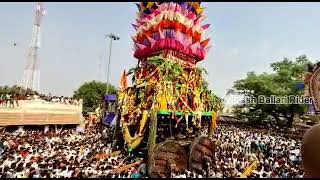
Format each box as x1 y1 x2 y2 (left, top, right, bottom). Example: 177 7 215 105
22 2 45 92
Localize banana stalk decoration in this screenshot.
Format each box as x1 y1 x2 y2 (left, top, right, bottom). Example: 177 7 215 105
139 110 149 134
123 125 143 150
160 94 167 111
211 111 218 130
123 110 149 151
194 87 201 109
157 81 168 111
192 87 203 128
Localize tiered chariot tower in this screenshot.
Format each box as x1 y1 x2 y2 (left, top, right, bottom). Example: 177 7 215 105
115 2 222 177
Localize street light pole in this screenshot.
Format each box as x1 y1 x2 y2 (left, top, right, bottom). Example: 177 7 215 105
105 33 120 96
106 36 113 96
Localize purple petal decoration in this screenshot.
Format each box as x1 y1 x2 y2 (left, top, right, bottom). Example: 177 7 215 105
190 42 200 53
159 29 165 39
182 33 189 45
146 14 153 20
170 29 176 39
202 24 210 30
175 3 181 12
158 3 165 11
186 36 192 45
180 2 188 9
164 3 169 10
135 3 140 11
187 4 193 11
170 2 176 12
132 24 139 30
180 5 186 15
154 10 161 16
142 38 150 46
131 36 137 43
140 18 148 24
153 33 160 41
176 31 184 42
140 13 147 19
194 16 201 25
199 16 206 22
149 8 154 14
135 43 146 50
164 29 175 39
133 44 138 50
146 35 156 48
204 46 211 55
183 36 191 46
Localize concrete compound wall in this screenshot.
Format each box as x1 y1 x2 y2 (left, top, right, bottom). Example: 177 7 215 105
0 100 83 126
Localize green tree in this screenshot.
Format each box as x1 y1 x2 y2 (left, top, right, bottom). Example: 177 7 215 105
0 85 37 97
229 55 311 127
73 80 118 112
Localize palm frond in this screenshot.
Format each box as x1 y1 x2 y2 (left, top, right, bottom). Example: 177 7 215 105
196 67 208 75
148 56 165 66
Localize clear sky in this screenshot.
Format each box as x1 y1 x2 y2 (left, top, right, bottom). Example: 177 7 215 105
1 2 320 101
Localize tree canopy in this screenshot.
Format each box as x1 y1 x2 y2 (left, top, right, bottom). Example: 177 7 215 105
0 85 37 97
228 55 311 127
73 80 118 113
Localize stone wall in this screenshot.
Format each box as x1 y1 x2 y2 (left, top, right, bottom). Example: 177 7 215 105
0 100 83 126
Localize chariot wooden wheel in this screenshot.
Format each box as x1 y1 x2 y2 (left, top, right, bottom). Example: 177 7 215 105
189 136 215 173
148 140 188 178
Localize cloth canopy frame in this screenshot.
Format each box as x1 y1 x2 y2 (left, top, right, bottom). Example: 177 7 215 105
104 94 117 102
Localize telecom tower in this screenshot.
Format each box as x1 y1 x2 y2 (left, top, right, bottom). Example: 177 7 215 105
22 2 45 92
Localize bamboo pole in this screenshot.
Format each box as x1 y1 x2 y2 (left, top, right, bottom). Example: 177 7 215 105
147 110 158 156
112 109 122 150
208 117 212 138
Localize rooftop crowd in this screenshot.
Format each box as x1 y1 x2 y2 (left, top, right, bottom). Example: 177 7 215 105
0 93 81 108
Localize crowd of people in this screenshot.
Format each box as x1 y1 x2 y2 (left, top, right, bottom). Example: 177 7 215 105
208 124 304 178
37 95 82 106
0 93 81 108
0 123 147 178
0 118 306 178
219 116 307 139
0 94 19 108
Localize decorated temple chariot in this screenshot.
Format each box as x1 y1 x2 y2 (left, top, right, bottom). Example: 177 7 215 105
113 2 223 177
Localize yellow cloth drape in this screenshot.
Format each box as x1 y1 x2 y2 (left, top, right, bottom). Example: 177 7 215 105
159 94 167 111
211 112 218 129
240 161 258 178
